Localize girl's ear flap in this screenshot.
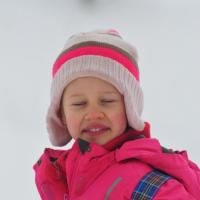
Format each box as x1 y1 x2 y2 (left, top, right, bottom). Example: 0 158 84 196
58 105 67 126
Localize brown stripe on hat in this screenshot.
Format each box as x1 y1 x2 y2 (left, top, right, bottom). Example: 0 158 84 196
55 41 139 72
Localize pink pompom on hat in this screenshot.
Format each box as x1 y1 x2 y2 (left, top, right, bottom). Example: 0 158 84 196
47 29 146 146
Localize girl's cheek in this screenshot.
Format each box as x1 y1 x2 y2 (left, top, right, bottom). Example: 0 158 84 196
65 114 81 138
111 113 127 129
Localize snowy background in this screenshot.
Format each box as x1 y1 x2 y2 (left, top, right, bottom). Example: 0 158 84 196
0 0 200 199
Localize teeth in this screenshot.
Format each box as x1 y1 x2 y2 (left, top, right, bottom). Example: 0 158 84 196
89 128 101 132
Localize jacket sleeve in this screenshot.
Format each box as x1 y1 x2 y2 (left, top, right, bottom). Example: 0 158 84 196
157 149 200 199
134 142 200 199
33 148 70 200
155 178 196 200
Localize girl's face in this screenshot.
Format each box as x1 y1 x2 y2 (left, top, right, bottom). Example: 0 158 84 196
61 77 127 145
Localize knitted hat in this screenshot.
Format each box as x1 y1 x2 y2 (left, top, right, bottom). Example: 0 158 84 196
47 29 145 146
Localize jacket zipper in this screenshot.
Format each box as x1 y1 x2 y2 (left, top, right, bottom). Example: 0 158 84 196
70 150 83 197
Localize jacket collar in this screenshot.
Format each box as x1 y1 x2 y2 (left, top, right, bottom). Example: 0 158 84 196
78 122 151 154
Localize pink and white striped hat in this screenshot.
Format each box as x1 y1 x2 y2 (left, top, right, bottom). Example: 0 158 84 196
47 29 145 146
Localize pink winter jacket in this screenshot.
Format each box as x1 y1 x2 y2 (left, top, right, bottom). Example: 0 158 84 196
33 123 200 199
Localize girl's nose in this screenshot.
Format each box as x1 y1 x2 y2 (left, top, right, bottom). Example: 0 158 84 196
84 109 105 121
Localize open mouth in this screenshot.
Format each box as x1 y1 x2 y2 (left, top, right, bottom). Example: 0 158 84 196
82 127 110 136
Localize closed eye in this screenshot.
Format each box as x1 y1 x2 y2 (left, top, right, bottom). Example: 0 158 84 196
101 99 116 103
72 102 86 106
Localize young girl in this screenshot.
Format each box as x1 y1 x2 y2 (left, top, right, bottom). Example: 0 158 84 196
33 29 200 200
